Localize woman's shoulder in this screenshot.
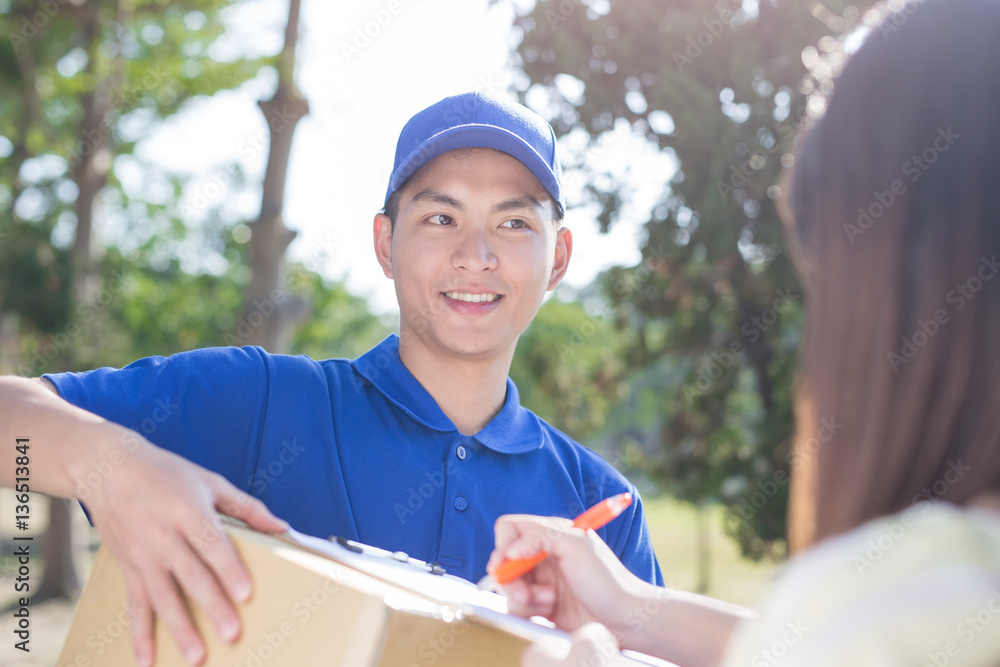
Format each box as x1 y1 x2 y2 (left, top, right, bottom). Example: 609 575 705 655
721 503 1000 667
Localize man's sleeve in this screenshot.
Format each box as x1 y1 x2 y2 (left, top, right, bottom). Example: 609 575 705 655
611 488 665 586
43 346 270 492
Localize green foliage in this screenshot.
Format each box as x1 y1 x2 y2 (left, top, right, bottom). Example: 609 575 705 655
2 1 260 373
286 264 392 361
0 0 272 341
10 235 389 377
0 213 71 332
0 0 387 378
510 288 628 438
512 0 863 559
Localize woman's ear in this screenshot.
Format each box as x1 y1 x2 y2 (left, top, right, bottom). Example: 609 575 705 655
373 213 394 279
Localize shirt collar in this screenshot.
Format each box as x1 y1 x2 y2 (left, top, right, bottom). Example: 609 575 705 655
350 335 544 454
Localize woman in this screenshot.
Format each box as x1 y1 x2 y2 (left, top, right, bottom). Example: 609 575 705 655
488 0 1000 665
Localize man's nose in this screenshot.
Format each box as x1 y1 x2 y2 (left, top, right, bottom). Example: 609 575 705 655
451 227 498 272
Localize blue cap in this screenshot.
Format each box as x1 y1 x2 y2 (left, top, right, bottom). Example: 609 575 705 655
385 92 565 216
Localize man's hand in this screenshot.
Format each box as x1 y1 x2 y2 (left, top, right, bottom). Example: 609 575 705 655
80 427 288 666
2 376 289 665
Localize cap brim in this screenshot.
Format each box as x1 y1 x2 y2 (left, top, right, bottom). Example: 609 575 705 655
387 125 564 215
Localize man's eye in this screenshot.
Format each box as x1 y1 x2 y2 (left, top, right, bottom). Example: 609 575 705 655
500 219 528 229
427 214 453 225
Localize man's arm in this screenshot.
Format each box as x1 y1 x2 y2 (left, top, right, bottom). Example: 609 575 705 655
0 375 288 667
611 488 664 586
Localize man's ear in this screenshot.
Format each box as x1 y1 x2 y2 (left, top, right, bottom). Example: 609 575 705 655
547 226 573 290
373 213 394 279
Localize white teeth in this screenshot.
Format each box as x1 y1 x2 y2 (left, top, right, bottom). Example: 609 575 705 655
444 292 501 303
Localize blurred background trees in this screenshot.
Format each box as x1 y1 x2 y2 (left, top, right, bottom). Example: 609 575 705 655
507 0 862 574
0 0 388 603
1 0 876 610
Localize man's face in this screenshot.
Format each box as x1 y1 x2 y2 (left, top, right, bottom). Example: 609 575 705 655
374 147 572 361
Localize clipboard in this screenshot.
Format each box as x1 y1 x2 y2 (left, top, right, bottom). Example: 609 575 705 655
56 519 678 666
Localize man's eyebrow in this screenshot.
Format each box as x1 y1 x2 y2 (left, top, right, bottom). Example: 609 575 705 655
491 195 544 214
409 189 465 210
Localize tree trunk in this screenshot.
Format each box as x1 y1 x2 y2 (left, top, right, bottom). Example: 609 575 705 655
240 0 309 352
0 313 20 375
31 498 80 603
694 500 710 594
37 0 128 602
70 3 118 302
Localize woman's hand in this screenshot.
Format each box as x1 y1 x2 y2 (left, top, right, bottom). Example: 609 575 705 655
489 512 756 667
522 623 632 667
487 514 649 639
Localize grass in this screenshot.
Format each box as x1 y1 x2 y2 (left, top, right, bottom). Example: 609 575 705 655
642 495 782 607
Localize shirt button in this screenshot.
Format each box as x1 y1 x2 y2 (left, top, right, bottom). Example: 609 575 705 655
453 496 468 511
456 445 467 460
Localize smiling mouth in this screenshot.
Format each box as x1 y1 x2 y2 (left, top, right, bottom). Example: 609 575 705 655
442 292 503 303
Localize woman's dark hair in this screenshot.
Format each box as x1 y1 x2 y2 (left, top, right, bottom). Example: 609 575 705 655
785 0 1000 546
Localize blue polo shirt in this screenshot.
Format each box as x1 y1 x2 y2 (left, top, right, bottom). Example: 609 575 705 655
46 335 663 585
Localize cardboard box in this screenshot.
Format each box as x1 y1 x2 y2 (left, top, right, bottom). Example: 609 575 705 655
57 524 529 667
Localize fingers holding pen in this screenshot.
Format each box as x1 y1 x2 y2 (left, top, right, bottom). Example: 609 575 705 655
502 577 558 618
489 514 576 568
490 511 657 637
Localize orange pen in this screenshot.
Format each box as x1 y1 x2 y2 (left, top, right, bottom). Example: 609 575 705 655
479 492 633 589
